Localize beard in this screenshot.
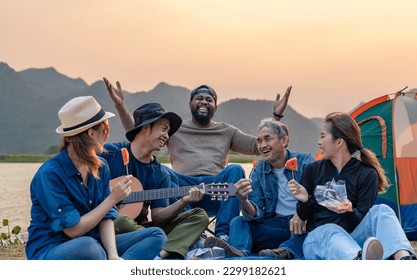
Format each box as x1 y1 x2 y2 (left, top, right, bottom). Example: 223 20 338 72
191 107 215 125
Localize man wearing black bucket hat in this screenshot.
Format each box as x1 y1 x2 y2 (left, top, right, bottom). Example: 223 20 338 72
100 101 209 259
103 77 291 241
26 96 167 260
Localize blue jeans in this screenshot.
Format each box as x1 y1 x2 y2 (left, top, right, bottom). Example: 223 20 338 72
43 227 167 260
165 164 245 237
228 215 293 255
277 233 306 259
303 204 415 260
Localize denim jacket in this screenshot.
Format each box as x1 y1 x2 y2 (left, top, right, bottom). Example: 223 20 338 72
242 149 315 222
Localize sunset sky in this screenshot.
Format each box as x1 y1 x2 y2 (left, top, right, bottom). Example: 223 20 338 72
2 0 417 118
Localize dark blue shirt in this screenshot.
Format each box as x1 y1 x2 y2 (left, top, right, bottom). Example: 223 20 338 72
102 142 170 209
26 149 118 260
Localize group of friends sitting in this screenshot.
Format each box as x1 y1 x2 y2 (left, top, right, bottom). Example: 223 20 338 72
25 78 416 260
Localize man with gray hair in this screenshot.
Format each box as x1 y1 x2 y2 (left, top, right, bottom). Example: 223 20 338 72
204 118 315 258
103 78 291 240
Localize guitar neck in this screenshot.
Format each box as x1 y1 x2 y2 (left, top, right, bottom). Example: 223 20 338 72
122 185 201 204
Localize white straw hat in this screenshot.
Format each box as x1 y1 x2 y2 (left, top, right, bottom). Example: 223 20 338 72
56 96 115 136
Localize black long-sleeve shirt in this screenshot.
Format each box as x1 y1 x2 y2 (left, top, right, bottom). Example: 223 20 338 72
297 158 378 233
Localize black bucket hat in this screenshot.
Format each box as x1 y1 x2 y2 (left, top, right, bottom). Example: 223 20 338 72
125 103 182 142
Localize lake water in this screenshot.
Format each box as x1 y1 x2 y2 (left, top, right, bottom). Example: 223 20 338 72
0 162 254 240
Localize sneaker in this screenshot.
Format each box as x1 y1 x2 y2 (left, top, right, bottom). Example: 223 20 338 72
218 234 229 242
204 236 246 258
356 237 383 260
259 248 294 259
400 254 417 260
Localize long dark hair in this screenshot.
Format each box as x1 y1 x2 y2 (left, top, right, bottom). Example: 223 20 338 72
324 112 390 193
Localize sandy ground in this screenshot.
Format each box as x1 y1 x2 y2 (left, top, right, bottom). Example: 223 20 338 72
1 162 415 260
0 163 41 242
0 162 254 242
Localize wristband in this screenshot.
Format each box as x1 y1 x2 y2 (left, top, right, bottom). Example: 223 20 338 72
273 112 284 118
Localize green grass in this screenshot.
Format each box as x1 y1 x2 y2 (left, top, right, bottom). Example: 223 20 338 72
0 154 55 163
227 153 260 163
141 151 259 164
0 152 259 164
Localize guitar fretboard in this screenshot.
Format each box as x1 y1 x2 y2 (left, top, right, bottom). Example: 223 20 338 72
120 182 236 205
121 185 202 204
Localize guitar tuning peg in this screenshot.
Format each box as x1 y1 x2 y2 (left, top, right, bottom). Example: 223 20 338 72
211 196 216 201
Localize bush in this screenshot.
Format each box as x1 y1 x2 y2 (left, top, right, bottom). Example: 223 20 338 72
1 219 24 246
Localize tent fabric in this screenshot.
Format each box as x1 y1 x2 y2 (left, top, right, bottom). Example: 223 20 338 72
357 116 387 158
352 92 417 240
316 91 417 240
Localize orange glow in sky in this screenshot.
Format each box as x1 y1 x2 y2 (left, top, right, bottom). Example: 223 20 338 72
1 0 417 118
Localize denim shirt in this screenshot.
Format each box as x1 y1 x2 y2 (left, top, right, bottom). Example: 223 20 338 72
242 149 315 222
26 149 118 260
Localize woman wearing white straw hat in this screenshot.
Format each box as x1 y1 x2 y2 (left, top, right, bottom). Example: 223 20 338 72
26 96 167 260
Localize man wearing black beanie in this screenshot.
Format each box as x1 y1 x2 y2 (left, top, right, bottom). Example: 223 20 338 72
104 77 291 242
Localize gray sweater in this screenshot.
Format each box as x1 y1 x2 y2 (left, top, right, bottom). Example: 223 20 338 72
167 119 259 176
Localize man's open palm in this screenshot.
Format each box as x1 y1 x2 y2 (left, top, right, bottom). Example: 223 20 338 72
273 86 292 116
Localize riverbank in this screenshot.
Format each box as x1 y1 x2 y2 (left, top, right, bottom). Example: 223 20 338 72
0 162 255 243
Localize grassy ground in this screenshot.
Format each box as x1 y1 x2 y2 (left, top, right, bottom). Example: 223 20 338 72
0 152 259 164
0 154 54 163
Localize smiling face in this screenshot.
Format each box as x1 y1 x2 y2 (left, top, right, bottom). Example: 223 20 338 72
318 122 339 160
189 93 217 125
257 126 288 168
146 117 170 151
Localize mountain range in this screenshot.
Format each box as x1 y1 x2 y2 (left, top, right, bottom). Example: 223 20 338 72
0 61 323 156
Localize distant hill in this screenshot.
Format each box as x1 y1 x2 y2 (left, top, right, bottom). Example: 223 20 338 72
310 117 324 131
215 99 320 154
0 62 322 156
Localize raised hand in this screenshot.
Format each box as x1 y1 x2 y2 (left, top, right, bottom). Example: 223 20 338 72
102 77 135 131
103 77 125 107
273 86 292 119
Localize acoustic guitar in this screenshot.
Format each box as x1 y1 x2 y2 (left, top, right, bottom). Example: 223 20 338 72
110 176 237 220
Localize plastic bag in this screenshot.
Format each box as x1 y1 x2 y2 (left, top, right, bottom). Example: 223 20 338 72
314 179 351 213
185 247 226 260
188 233 207 251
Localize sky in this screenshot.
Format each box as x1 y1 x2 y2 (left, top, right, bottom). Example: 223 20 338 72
1 0 417 118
